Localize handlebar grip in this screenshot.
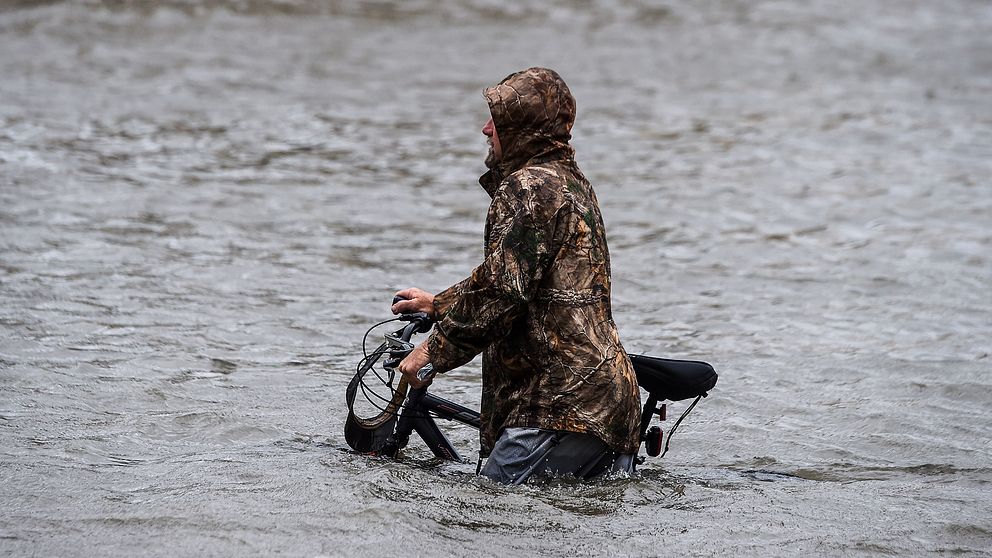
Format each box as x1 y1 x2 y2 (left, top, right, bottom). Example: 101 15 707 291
393 295 408 306
416 364 435 382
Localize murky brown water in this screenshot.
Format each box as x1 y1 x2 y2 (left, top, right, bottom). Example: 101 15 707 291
2 1 991 555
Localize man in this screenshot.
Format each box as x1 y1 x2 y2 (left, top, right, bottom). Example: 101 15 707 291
392 67 641 485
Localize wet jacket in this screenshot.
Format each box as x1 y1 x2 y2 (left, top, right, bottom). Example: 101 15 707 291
426 68 641 456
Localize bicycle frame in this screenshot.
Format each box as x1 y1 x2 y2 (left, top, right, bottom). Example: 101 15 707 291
386 390 480 461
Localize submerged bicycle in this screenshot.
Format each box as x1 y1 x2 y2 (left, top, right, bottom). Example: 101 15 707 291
345 299 718 469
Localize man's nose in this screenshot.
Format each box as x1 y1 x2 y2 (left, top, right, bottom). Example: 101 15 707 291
483 118 494 136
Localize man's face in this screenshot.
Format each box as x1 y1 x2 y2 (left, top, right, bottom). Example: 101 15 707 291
483 116 502 168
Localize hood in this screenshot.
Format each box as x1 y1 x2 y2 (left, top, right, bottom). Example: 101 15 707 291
480 67 576 194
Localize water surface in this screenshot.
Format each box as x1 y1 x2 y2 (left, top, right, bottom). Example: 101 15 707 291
1 1 991 555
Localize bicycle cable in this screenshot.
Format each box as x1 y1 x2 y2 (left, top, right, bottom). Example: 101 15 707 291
351 316 444 421
659 395 702 458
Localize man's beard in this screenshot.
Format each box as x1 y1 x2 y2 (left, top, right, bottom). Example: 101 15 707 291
484 145 498 169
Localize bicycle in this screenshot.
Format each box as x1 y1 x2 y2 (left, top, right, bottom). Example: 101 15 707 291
344 300 718 469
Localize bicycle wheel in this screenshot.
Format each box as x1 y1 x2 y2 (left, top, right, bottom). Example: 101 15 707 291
344 342 409 453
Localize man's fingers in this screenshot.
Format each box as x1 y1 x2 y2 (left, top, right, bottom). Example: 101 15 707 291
392 289 413 313
392 288 419 314
397 343 431 388
391 288 432 314
398 363 424 389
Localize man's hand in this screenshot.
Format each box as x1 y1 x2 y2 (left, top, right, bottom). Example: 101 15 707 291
392 287 435 316
398 342 433 389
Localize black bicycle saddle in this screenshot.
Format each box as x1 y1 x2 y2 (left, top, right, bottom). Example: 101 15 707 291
628 354 718 401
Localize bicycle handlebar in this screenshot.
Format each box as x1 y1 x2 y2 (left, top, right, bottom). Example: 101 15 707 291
382 294 436 378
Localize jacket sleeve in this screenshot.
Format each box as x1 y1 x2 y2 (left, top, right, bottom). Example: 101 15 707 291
426 178 558 373
431 277 470 319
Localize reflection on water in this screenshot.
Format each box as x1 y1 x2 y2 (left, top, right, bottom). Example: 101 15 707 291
1 0 991 555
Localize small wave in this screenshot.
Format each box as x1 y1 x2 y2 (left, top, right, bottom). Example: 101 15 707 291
746 462 992 483
11 0 681 26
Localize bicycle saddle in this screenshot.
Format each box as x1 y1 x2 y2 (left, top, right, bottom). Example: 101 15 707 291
629 354 718 401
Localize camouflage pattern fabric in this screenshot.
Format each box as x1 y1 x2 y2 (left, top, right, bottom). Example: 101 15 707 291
426 67 641 456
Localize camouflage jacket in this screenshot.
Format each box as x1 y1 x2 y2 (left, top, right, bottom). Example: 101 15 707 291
426 68 641 456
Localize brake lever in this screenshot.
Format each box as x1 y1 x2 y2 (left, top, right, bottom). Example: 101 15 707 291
384 333 415 351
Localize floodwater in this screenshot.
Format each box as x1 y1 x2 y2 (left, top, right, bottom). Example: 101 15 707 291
1 0 990 555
